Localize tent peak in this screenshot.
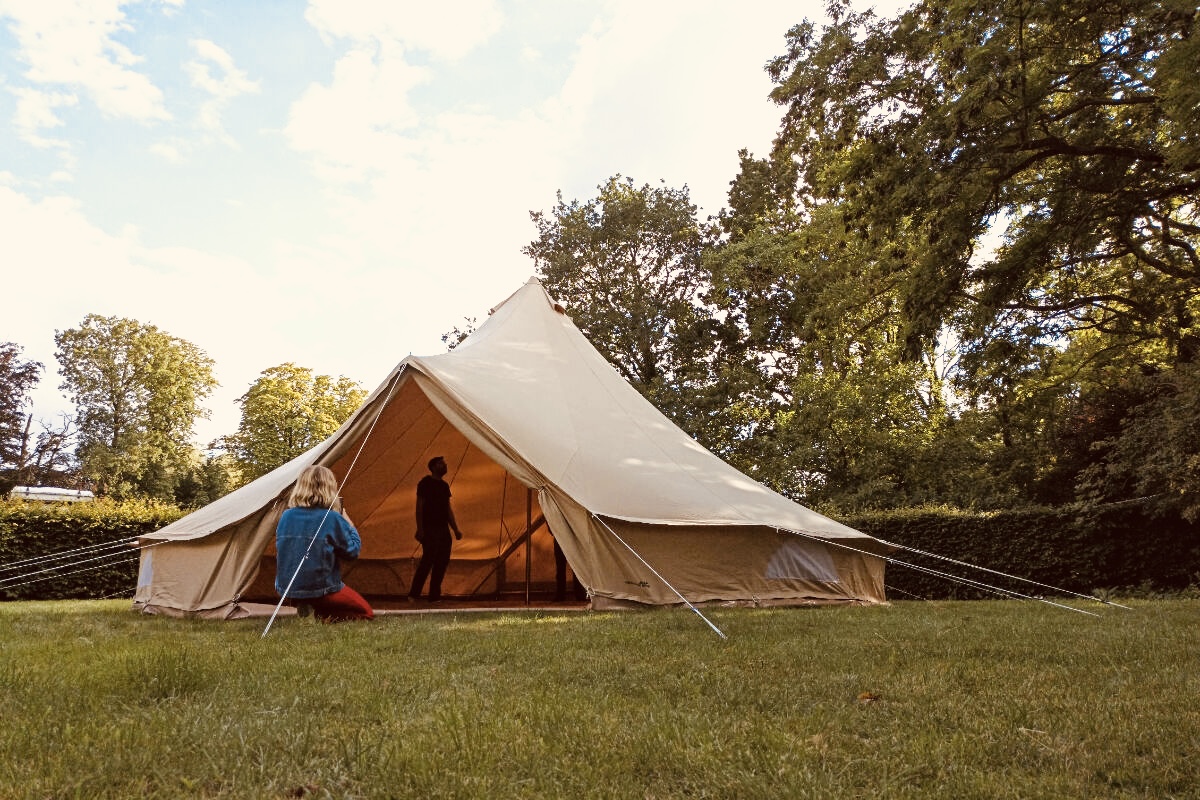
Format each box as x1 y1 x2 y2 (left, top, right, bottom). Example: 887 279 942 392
488 276 565 317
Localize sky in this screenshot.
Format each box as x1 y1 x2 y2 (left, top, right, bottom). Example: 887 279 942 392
1 0 905 449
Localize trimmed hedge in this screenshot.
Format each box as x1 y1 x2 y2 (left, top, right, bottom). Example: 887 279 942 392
845 503 1200 600
0 499 185 601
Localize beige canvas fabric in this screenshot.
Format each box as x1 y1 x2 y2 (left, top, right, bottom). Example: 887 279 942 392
134 278 888 617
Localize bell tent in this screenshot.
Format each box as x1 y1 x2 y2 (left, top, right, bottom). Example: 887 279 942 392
133 278 888 618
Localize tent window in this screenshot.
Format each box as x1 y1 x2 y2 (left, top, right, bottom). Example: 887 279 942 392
764 540 840 583
137 551 154 588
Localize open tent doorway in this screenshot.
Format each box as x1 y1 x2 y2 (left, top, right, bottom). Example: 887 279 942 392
237 377 579 607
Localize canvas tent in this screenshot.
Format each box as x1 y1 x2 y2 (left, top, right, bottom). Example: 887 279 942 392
134 278 888 619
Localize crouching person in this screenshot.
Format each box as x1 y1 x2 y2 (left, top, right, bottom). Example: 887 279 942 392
275 465 374 622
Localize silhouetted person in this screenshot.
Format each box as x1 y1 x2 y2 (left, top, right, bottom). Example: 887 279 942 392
275 465 373 621
409 456 463 602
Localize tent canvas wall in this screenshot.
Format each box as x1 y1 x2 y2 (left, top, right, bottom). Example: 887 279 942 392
134 278 888 619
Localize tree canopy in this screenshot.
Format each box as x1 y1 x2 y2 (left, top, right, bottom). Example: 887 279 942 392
525 177 709 394
768 0 1199 364
54 316 217 499
225 363 367 484
524 176 761 454
0 343 44 489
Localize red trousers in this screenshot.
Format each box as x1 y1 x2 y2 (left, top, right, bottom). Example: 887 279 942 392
309 585 374 621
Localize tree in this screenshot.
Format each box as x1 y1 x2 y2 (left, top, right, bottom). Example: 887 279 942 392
1058 359 1200 519
54 316 217 499
225 363 367 483
0 343 79 491
524 177 734 435
173 450 238 508
768 0 1199 362
441 317 477 351
708 192 984 509
740 0 1199 508
0 342 42 472
10 414 78 490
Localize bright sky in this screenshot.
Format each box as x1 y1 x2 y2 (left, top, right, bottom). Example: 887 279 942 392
1 0 904 448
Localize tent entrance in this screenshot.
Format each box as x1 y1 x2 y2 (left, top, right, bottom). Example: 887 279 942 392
240 378 582 605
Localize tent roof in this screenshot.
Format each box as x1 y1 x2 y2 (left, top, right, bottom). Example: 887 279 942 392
151 277 869 542
410 278 865 538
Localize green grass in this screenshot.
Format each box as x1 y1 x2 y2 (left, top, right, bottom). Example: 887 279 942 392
1 599 1197 799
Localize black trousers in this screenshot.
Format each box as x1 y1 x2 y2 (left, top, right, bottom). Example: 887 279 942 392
410 533 452 600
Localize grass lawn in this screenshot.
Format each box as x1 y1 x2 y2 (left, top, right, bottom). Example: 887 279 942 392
1 598 1196 799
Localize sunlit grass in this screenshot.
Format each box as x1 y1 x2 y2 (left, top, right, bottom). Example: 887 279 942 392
1 598 1196 799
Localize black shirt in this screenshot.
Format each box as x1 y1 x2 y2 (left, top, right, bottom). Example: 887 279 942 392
417 475 452 533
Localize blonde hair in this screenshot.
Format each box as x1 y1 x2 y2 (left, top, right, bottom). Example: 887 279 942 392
287 465 339 509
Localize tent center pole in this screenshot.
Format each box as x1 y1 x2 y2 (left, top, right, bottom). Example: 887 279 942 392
524 488 533 604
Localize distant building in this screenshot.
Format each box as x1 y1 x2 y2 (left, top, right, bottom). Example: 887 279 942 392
9 486 95 503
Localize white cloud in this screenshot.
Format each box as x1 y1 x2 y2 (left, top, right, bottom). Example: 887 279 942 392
304 0 503 60
2 187 133 281
321 107 560 267
276 0 817 355
0 0 171 123
551 0 806 215
9 87 77 148
185 39 260 145
285 44 429 182
284 0 817 247
148 139 185 162
187 39 259 99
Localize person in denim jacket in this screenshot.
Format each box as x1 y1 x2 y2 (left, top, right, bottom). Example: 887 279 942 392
275 464 374 621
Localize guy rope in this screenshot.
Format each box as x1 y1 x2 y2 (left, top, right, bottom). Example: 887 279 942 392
779 528 1132 617
592 514 728 640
